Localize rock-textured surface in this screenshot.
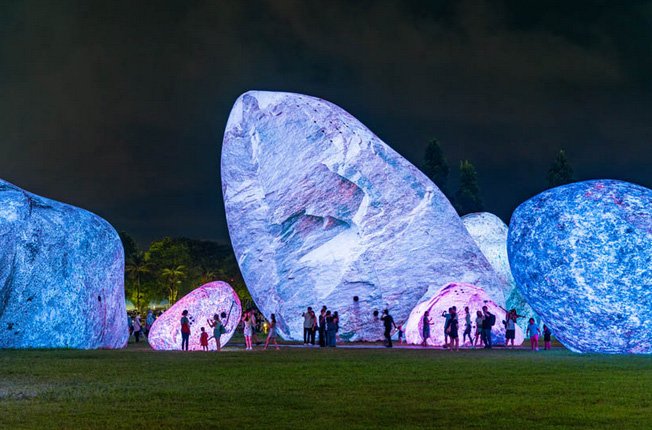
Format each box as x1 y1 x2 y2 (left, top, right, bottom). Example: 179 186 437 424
508 180 652 354
405 283 524 346
462 212 538 331
148 281 241 350
0 179 127 349
222 90 506 341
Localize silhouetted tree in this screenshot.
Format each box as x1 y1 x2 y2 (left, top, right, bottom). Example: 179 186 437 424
422 138 451 200
546 150 574 189
454 160 483 215
118 231 139 264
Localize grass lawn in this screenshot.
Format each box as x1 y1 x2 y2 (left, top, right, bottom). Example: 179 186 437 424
1 337 652 429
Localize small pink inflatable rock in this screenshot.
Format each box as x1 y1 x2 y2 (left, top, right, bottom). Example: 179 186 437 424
405 283 524 346
148 281 242 351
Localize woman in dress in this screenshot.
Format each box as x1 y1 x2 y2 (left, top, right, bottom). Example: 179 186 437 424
207 313 223 352
264 314 280 350
242 310 254 350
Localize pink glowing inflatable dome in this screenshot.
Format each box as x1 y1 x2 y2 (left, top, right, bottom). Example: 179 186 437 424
405 282 524 346
148 281 242 351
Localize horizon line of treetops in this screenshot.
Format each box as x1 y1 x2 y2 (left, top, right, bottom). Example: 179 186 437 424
120 139 575 314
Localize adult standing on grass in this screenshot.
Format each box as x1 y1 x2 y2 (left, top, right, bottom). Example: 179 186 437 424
447 307 459 352
319 306 327 347
207 313 224 352
180 310 191 351
474 310 483 348
481 306 494 349
302 307 314 345
264 314 280 350
441 309 451 347
421 311 433 347
132 313 142 343
326 310 338 347
243 310 254 350
381 309 396 348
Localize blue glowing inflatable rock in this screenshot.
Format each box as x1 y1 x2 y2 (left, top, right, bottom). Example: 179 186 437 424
222 91 507 341
462 212 538 333
0 179 128 349
508 180 652 354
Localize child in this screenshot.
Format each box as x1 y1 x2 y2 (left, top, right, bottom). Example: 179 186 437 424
543 324 552 350
397 325 405 345
200 327 209 351
264 314 280 350
526 318 541 351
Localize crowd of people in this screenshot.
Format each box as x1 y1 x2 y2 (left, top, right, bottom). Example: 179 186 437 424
127 303 552 352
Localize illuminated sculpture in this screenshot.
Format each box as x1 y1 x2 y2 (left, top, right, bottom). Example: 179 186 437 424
221 91 507 341
0 179 127 349
462 212 538 333
148 281 241 350
508 180 652 354
404 282 524 346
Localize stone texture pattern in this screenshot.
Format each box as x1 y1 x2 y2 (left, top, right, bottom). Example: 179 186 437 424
0 179 127 349
405 282 524 346
222 90 506 341
462 212 538 332
148 281 241 350
508 180 652 354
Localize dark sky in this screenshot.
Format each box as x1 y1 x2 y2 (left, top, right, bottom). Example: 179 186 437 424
2 1 652 247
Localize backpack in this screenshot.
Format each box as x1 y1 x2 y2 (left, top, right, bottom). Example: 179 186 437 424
488 314 496 326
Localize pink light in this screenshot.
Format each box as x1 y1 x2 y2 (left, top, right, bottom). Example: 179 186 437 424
405 282 524 346
148 281 242 351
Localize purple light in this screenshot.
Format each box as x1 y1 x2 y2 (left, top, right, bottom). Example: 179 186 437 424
405 282 524 346
148 281 242 351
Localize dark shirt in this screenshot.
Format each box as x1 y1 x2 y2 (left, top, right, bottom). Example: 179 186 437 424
381 314 395 329
544 327 552 341
482 312 493 330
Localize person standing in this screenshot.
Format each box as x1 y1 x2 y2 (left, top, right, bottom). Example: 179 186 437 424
447 307 459 352
200 327 209 351
319 307 327 347
442 309 452 347
127 312 133 338
326 311 337 347
207 314 224 352
381 309 396 348
145 310 155 337
180 310 191 351
132 313 142 343
543 324 552 350
527 318 541 351
481 306 494 349
504 311 517 349
243 311 254 350
422 311 433 347
264 314 280 350
474 311 484 348
302 307 314 345
463 307 473 347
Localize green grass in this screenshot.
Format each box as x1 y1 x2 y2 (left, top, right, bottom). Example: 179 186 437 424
1 339 652 429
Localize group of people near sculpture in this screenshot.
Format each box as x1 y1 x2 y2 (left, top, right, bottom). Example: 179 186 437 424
420 306 552 352
301 306 341 347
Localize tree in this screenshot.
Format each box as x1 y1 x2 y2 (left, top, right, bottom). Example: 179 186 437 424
118 231 139 265
125 252 150 312
546 150 574 189
161 265 186 305
422 138 451 199
454 160 483 215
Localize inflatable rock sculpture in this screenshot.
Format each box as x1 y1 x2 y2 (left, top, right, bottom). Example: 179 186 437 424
148 281 241 350
0 179 127 349
462 212 538 331
404 282 524 346
508 180 652 354
221 90 507 341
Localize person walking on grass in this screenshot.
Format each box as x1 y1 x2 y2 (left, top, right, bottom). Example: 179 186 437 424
207 313 224 352
481 306 494 349
200 327 209 351
132 313 142 343
543 324 552 350
463 307 473 348
422 311 434 347
243 311 254 350
264 314 280 350
381 309 396 348
527 318 541 351
180 310 191 351
447 307 459 352
474 310 483 348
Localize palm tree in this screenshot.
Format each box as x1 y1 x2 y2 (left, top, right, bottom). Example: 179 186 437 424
161 265 185 304
125 252 151 312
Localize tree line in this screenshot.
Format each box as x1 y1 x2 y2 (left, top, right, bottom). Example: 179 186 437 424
422 138 574 216
118 234 253 313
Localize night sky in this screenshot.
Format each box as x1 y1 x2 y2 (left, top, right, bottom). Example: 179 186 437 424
2 1 652 247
